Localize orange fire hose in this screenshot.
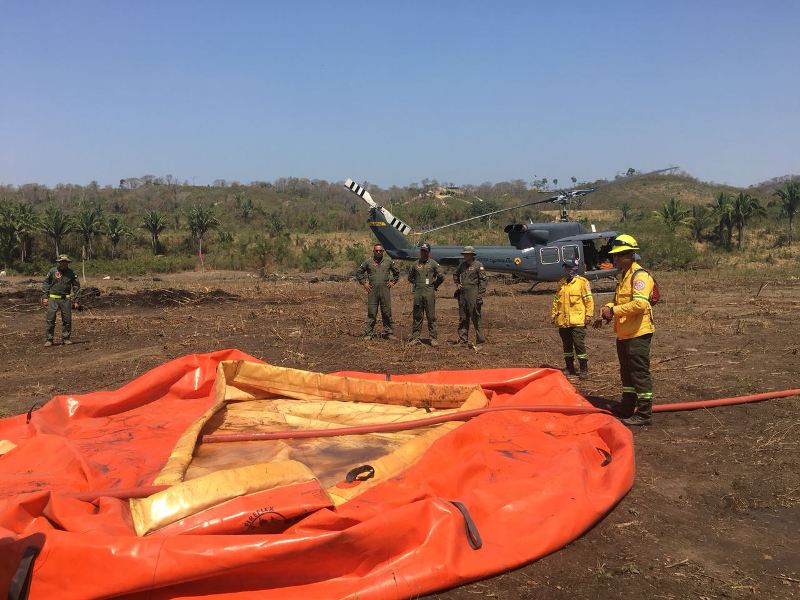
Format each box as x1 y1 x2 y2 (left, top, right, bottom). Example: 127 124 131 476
200 404 608 443
652 388 800 412
65 389 799 502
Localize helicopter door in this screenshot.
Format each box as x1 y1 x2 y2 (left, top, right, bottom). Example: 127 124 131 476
538 245 562 281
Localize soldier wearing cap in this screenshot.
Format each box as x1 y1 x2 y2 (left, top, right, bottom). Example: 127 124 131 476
41 254 81 346
453 246 487 346
407 243 444 346
551 257 594 379
356 243 400 340
594 234 655 426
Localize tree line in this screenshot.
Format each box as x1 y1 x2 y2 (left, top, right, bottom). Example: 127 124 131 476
649 181 799 248
1 175 798 273
0 201 221 264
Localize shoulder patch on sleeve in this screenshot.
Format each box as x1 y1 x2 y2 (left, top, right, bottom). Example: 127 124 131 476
633 278 646 291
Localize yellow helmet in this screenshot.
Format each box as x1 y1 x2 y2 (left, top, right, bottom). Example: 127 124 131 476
608 234 639 254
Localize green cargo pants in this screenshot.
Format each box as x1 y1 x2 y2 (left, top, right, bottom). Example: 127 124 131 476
457 288 484 344
46 298 72 341
616 333 653 418
558 326 587 359
411 290 437 340
364 285 394 336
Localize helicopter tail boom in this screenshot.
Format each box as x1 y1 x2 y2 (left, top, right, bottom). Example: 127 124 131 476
345 178 416 259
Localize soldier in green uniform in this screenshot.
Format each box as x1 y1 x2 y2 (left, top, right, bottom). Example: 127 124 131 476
407 243 444 346
453 246 487 347
356 243 400 340
41 254 81 347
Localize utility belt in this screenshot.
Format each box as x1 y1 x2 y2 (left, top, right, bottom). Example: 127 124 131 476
49 293 71 299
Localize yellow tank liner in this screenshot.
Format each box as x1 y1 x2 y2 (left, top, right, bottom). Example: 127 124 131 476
130 360 488 535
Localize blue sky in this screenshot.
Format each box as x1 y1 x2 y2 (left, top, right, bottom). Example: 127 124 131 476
1 1 797 188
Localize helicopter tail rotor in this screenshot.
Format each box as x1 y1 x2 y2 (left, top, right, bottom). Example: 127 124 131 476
345 179 413 235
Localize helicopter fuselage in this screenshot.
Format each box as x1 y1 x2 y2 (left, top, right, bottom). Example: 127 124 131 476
366 206 618 282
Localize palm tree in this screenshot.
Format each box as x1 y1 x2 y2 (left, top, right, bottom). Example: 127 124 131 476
0 202 39 263
771 181 800 244
732 192 765 249
653 197 690 232
40 206 74 259
141 211 167 255
710 192 734 248
0 201 14 264
106 216 132 259
75 207 105 260
14 203 39 262
186 205 219 271
689 205 713 242
234 192 255 220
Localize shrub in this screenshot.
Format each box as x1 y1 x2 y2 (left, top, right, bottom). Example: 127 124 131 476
343 242 367 268
250 233 294 272
625 222 700 270
300 240 334 271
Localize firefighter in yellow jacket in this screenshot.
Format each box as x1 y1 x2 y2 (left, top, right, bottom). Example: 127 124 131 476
551 257 594 379
596 234 655 426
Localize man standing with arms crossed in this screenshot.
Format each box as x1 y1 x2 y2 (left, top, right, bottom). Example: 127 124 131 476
595 234 656 426
356 243 400 340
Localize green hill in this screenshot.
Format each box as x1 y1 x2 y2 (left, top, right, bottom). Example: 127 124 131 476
1 172 798 275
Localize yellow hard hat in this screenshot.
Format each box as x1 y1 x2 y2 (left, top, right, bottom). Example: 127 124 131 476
608 234 639 254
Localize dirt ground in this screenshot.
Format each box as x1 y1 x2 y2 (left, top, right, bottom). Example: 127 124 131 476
1 267 798 599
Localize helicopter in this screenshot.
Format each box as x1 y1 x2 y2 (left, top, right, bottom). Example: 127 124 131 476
344 167 677 283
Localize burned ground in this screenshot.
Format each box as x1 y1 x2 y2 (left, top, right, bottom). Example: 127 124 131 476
0 268 798 599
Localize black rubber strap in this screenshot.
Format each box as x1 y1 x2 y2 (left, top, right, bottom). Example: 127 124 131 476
345 464 375 484
8 545 40 600
596 447 613 467
450 501 483 550
26 403 41 425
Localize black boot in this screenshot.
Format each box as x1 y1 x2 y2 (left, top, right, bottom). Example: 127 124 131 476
622 413 652 426
562 357 576 376
617 392 637 418
623 395 653 426
578 358 589 380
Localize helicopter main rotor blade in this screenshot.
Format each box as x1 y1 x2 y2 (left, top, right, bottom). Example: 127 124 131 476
417 197 556 236
412 166 680 236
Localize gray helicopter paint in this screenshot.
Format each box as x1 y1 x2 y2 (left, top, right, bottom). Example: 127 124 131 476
344 172 679 282
365 206 617 282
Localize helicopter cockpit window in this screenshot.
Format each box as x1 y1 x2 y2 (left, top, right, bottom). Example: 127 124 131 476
540 247 560 264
